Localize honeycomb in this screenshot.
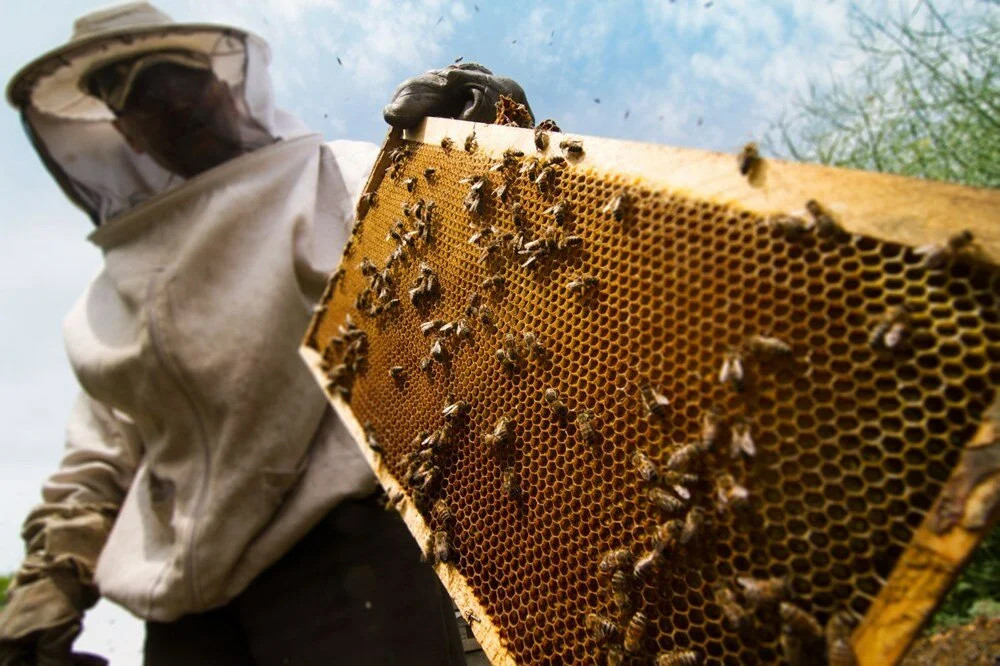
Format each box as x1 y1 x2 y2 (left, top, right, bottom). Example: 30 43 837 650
304 124 1000 665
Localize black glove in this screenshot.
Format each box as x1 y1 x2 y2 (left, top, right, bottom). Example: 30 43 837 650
383 63 533 129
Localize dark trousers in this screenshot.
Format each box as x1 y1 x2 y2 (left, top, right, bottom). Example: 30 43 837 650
144 495 467 665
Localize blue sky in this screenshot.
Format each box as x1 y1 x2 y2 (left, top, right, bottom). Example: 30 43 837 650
0 0 985 662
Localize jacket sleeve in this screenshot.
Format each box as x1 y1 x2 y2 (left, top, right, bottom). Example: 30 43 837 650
18 391 142 590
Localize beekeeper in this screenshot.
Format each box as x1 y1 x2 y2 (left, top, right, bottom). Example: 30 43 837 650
0 3 532 664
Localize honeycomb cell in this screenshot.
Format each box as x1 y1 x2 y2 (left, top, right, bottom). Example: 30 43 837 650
306 136 1000 665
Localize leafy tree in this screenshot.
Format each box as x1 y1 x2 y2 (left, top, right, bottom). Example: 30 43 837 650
767 0 1000 630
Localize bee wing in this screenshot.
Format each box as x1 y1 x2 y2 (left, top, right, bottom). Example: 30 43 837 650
672 484 691 501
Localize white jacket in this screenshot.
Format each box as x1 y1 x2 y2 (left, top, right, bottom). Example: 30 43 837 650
45 134 379 621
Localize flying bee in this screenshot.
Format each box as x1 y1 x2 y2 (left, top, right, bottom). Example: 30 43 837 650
825 610 858 666
534 127 549 151
648 487 686 514
586 613 619 645
603 190 629 222
404 177 417 192
737 576 789 609
730 421 756 459
715 473 749 511
432 529 450 563
766 214 808 240
804 199 844 239
440 137 454 151
421 319 444 335
738 142 761 177
914 229 974 268
464 132 477 152
389 366 404 380
522 331 545 358
680 506 706 544
559 138 584 157
544 200 570 225
610 569 633 617
869 305 911 350
502 467 522 499
639 384 670 418
718 349 744 391
598 548 633 575
656 650 701 666
433 499 453 526
623 611 647 654
363 421 382 453
633 451 660 483
576 410 598 443
543 388 568 419
713 584 749 630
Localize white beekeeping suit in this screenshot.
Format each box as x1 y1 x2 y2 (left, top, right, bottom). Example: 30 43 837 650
1 0 379 634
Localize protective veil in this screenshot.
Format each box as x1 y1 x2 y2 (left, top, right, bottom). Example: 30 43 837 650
9 27 379 621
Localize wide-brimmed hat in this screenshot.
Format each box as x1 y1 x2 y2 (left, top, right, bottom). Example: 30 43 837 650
6 2 259 120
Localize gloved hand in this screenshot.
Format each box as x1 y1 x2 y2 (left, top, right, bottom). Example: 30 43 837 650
0 504 116 666
383 63 533 130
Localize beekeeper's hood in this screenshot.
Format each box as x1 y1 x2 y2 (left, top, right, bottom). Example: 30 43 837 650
7 2 310 224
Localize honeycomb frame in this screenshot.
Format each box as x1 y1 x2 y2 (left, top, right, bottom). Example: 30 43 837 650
301 118 1000 666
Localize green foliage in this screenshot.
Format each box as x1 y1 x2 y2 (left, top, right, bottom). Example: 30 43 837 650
765 0 1000 632
766 2 1000 187
0 573 8 609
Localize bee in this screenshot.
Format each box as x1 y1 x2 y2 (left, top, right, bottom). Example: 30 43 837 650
358 257 377 276
914 229 974 268
522 331 545 358
534 166 554 192
383 489 404 512
543 388 568 419
558 234 583 250
420 357 432 371
482 274 505 290
432 529 450 563
746 334 792 358
545 155 567 167
423 167 436 181
598 548 633 575
697 410 722 453
780 601 822 637
656 650 701 666
648 487 686 514
493 181 509 202
534 127 549 151
479 306 496 328
586 613 619 645
442 400 469 419
680 507 705 544
466 291 481 316
738 142 761 177
713 584 749 630
421 319 444 335
455 319 472 340
464 132 478 152
718 349 745 391
559 138 584 156
631 451 659 484
430 339 448 362
869 305 911 350
610 569 633 617
766 214 808 240
730 421 756 459
433 499 453 526
404 177 417 192
715 473 749 511
633 548 664 580
568 275 600 293
825 610 858 666
666 443 701 472
576 409 598 443
606 645 625 666
502 466 522 499
804 199 844 239
495 347 517 372
623 611 646 653
639 384 670 418
544 200 570 225
389 366 404 380
779 602 824 666
737 576 789 609
438 322 456 337
363 421 382 453
510 201 527 226
440 137 454 151
602 191 629 222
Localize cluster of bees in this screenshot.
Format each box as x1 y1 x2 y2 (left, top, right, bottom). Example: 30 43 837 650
317 132 987 666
